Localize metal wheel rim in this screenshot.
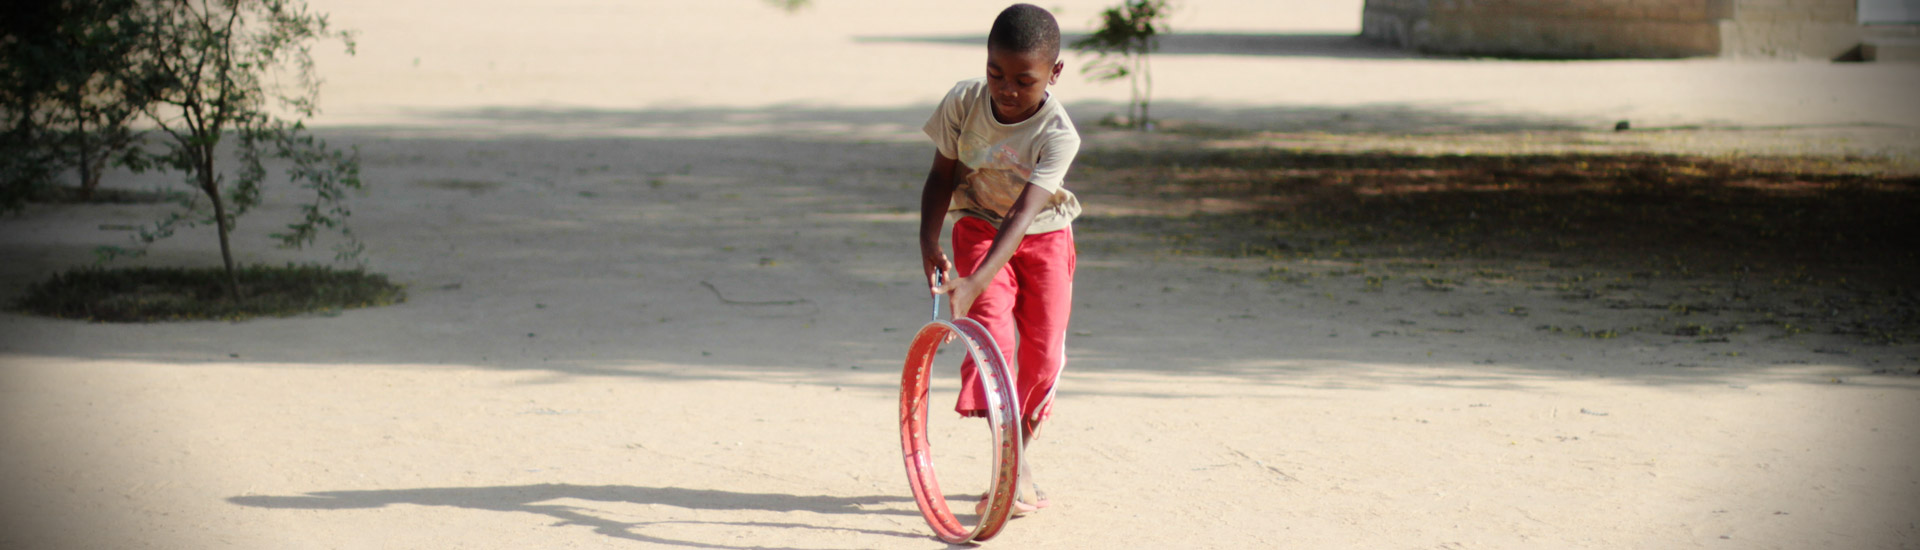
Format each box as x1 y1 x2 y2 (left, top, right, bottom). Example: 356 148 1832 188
899 317 1022 543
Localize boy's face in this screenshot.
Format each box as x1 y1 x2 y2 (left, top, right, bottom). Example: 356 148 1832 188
985 46 1063 124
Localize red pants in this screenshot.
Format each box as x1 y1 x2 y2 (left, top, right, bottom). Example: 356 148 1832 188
951 216 1075 426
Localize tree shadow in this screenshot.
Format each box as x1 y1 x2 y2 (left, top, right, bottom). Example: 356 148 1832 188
386 100 1594 139
1101 101 1595 134
3 103 1912 396
857 32 1421 60
228 484 941 549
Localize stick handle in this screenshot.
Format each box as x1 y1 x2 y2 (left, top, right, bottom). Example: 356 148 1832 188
931 267 948 321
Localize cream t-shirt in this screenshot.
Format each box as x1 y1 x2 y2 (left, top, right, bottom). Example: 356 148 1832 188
922 77 1082 235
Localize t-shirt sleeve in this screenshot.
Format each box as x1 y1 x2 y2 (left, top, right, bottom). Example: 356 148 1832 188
922 82 968 159
1026 130 1080 194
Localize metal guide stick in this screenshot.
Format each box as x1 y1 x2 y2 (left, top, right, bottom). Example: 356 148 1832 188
932 267 947 321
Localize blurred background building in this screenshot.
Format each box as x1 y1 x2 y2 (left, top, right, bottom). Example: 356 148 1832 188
1361 0 1920 60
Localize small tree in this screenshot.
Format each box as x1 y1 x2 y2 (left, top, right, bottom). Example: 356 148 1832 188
763 0 811 13
56 0 152 200
120 0 361 297
1071 0 1170 130
0 0 153 205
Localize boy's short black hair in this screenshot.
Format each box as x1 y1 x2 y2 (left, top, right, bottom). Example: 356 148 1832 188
988 4 1061 60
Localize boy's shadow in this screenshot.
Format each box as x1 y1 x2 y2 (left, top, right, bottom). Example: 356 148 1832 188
229 484 949 549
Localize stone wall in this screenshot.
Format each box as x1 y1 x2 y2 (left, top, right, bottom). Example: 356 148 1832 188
1361 0 1867 59
1721 0 1866 58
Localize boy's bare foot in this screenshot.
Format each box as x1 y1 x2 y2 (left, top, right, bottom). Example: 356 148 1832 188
975 491 1051 518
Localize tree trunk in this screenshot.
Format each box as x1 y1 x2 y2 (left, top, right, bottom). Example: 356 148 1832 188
76 117 96 200
1139 52 1153 131
202 162 239 300
1127 57 1141 128
80 156 104 200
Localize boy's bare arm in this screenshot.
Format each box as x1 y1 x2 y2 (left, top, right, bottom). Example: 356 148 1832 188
919 152 961 294
939 181 1053 314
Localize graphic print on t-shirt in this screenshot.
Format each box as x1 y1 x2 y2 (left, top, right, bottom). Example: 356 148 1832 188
956 133 1034 216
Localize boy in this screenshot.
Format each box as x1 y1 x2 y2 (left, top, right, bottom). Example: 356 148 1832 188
919 3 1080 515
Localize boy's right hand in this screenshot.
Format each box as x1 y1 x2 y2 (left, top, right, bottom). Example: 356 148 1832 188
921 248 954 297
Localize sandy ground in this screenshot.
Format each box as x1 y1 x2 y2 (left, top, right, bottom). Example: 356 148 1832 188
5 1 1920 549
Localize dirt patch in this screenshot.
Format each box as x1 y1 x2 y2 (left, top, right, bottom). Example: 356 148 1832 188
412 178 505 194
1074 132 1920 347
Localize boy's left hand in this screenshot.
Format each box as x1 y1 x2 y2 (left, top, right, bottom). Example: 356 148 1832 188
936 274 987 320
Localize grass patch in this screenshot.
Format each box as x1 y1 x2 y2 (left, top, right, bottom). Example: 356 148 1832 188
28 184 184 205
14 264 406 322
1536 325 1630 339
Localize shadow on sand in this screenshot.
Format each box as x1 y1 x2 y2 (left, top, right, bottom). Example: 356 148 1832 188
229 484 941 549
858 32 1419 60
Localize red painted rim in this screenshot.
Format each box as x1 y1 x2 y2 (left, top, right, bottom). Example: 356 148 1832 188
900 318 1022 543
